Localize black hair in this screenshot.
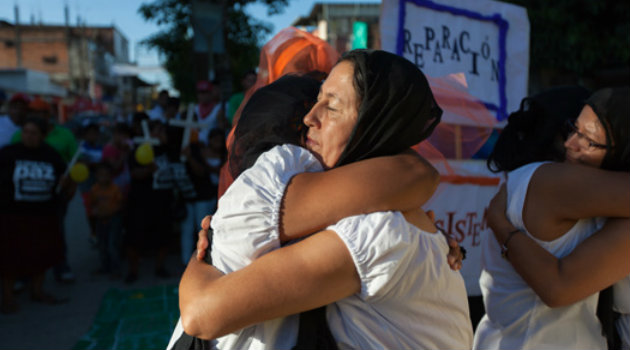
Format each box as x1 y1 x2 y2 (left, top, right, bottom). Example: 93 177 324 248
242 69 257 79
94 161 113 174
132 112 149 124
585 87 630 171
302 70 328 82
113 122 130 135
337 53 366 106
229 74 320 177
149 120 166 132
207 128 227 163
167 97 180 109
82 123 99 135
23 116 49 136
487 86 591 173
207 128 226 143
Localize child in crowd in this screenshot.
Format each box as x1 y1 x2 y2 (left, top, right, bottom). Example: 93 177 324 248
78 122 105 245
124 121 174 283
102 123 131 197
173 128 225 266
202 128 227 191
89 162 123 277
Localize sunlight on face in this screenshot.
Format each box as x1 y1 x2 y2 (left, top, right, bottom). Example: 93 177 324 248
303 61 359 168
564 105 607 168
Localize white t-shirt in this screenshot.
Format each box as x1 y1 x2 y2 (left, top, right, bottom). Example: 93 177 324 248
167 144 323 350
196 104 221 145
326 211 473 349
0 115 19 149
148 105 166 122
474 162 607 350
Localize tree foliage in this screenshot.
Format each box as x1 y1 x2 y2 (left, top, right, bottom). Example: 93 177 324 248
138 0 287 101
504 0 629 77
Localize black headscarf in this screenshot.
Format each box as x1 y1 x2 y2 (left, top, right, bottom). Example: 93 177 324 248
585 86 630 172
487 86 591 172
334 49 442 167
229 74 320 178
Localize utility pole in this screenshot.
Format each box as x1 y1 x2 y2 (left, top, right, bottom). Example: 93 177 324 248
14 5 22 67
65 5 74 91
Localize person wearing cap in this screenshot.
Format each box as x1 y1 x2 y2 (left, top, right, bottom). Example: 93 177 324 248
195 81 216 122
0 93 30 149
148 90 170 123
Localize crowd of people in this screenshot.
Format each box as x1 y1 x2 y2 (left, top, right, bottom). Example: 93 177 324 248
0 80 232 314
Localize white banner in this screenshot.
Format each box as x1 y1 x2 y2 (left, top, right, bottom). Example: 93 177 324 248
381 0 529 123
424 160 501 296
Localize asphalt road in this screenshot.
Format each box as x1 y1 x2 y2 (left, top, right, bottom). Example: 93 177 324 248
0 193 185 350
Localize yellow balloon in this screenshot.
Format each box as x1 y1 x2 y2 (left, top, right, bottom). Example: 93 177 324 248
135 143 155 165
70 162 89 183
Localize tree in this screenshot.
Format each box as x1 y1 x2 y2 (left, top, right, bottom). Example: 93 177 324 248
138 0 288 102
504 0 629 90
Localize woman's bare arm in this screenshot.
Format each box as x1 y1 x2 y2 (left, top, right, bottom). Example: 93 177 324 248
527 163 630 226
279 150 439 241
488 185 630 307
180 230 360 339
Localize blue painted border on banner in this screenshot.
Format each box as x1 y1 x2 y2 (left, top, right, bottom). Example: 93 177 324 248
395 0 509 120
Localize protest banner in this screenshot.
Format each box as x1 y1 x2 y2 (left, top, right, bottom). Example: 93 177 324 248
424 160 501 295
381 0 529 122
381 0 529 296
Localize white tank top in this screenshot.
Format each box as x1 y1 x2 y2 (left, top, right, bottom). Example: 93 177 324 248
474 162 607 350
614 275 630 349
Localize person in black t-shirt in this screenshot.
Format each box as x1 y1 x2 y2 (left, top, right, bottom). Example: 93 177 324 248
124 121 175 283
0 117 73 313
174 134 222 266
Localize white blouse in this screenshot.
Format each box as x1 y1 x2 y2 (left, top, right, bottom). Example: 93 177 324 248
167 144 323 350
326 211 474 349
168 144 473 350
474 162 606 350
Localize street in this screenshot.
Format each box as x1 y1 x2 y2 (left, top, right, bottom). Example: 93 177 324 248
0 192 184 349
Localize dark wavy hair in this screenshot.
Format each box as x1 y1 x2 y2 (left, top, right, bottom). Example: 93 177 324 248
487 86 591 173
585 87 630 172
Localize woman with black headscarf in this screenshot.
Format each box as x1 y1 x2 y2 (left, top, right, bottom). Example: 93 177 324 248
474 87 630 350
172 50 473 349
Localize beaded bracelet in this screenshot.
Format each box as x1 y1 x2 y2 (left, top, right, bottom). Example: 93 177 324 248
500 229 522 259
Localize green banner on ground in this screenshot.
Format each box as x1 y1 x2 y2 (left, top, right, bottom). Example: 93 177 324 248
73 285 179 350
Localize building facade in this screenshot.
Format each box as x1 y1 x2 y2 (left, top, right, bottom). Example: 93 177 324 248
292 2 381 54
0 19 130 101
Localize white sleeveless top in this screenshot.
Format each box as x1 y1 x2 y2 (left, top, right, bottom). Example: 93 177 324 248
474 162 607 350
167 144 323 350
614 275 630 349
326 211 473 349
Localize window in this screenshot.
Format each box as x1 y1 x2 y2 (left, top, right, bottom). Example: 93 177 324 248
42 55 58 64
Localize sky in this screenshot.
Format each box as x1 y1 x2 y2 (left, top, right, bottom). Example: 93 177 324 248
1 0 380 91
